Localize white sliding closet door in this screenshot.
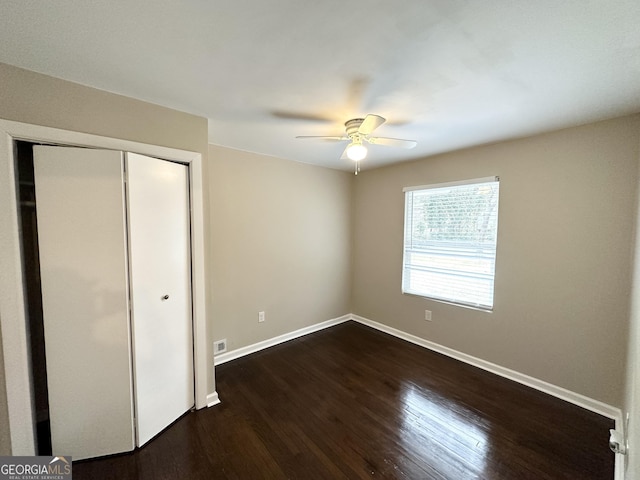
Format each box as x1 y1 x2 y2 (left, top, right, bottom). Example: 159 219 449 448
33 146 135 460
126 153 194 446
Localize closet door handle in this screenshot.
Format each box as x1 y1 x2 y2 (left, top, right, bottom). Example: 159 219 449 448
161 294 169 301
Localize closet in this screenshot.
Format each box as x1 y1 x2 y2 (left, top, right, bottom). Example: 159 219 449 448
29 145 194 460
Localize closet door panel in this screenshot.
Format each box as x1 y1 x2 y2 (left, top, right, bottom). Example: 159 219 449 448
126 153 194 446
33 146 135 460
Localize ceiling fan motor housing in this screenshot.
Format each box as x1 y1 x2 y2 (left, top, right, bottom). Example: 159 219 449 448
345 118 365 138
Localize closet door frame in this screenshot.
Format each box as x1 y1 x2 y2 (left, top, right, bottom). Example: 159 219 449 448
0 119 215 455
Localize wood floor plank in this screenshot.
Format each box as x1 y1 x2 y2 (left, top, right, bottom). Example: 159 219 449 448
73 321 614 479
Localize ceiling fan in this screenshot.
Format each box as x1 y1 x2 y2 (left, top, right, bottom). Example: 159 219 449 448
296 114 417 174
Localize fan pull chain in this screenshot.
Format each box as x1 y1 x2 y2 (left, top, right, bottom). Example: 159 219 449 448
355 160 360 175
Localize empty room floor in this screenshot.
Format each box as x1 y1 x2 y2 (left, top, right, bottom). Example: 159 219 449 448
73 321 614 479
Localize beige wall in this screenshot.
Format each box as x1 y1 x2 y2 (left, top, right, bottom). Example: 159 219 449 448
0 63 210 455
208 145 352 352
352 115 640 407
0 63 207 154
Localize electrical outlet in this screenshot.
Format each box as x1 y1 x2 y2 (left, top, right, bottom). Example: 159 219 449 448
214 339 227 355
425 310 432 321
258 311 265 323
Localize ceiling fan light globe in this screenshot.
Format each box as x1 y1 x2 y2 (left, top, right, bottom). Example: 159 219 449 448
346 143 367 161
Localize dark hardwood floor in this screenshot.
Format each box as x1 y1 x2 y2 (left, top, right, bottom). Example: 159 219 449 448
73 321 614 479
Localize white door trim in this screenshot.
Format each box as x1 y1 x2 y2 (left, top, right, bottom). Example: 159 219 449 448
0 119 210 455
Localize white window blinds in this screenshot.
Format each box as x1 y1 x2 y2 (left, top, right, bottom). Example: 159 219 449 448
402 177 500 310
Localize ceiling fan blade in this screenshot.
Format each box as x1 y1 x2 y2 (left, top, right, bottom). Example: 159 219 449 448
344 77 368 115
340 144 350 160
358 114 386 135
367 137 417 149
296 136 348 142
272 110 335 123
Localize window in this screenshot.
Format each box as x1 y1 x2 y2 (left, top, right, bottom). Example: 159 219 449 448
402 177 500 310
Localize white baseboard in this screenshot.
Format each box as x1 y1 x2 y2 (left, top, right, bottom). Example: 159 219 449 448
213 314 351 366
206 391 221 408
350 314 622 421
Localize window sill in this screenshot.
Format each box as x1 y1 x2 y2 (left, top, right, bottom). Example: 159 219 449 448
401 291 494 313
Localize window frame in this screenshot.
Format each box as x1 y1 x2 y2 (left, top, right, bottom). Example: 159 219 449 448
401 176 500 311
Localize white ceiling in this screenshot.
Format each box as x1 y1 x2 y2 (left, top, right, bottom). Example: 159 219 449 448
1 1 639 171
